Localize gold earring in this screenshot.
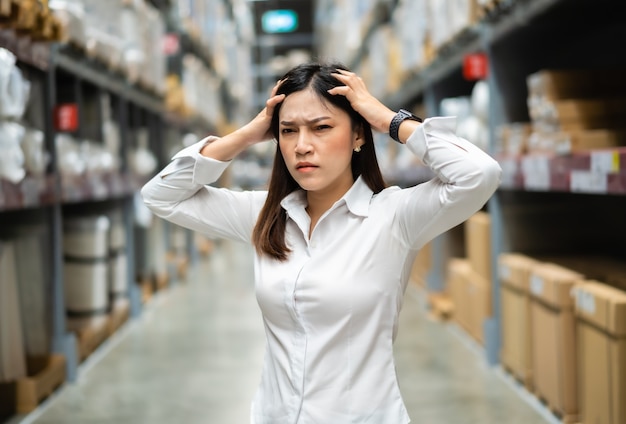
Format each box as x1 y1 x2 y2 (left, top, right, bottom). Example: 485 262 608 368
354 146 361 153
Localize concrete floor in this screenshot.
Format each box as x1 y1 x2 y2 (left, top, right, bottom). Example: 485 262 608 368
13 240 556 424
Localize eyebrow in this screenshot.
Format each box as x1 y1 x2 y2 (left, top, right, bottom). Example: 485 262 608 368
280 116 331 126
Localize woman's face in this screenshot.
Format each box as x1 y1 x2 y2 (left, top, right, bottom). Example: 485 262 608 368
278 88 363 198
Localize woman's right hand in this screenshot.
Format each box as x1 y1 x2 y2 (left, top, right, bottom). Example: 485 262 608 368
238 80 286 145
200 81 285 161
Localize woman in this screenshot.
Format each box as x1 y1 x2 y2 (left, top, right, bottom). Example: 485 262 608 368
142 62 501 423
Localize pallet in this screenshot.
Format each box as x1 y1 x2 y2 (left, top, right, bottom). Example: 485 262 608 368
137 275 153 304
427 292 454 321
0 354 66 416
501 362 533 392
75 317 110 362
533 391 579 424
166 251 188 282
107 299 130 337
153 271 169 292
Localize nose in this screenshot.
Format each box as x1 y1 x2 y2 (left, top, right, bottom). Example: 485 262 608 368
294 131 312 155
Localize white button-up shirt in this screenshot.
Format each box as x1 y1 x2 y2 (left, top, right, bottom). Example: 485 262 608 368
142 117 502 423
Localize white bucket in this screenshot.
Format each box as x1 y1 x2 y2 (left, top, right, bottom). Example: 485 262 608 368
63 216 110 330
108 213 127 300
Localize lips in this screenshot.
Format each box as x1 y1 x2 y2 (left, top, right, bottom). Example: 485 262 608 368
296 162 318 171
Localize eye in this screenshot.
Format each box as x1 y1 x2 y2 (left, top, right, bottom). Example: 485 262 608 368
281 128 295 134
315 125 331 131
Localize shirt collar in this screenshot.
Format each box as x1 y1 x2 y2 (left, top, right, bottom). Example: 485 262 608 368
280 176 373 218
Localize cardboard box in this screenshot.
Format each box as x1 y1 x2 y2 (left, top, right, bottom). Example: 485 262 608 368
498 253 539 388
447 258 490 343
499 253 539 291
467 269 490 344
465 212 491 281
529 263 584 420
574 281 626 424
527 69 626 100
527 129 626 155
551 98 626 121
447 258 472 332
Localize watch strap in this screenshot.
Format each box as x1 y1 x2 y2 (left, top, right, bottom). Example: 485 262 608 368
389 109 423 143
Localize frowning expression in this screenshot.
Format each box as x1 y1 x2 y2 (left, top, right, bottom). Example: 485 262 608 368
278 88 363 198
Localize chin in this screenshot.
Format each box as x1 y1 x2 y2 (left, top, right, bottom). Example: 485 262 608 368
295 179 324 192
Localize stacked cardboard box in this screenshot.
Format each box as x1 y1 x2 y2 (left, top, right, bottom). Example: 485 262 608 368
447 258 471 331
528 262 583 422
498 253 539 390
446 211 492 344
526 69 626 155
574 281 626 424
498 252 626 423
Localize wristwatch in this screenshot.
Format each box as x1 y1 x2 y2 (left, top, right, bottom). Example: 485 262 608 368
389 109 423 143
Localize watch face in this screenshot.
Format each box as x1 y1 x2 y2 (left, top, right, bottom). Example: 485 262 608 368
400 109 422 122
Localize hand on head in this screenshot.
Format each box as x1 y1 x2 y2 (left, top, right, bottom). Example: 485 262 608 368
241 79 286 145
327 69 395 134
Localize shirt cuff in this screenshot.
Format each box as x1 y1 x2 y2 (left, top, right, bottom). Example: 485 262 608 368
404 116 458 160
172 136 231 185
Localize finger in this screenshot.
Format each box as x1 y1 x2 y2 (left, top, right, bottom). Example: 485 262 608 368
331 71 350 80
267 93 285 106
331 72 364 90
265 93 285 115
269 78 286 96
327 86 350 97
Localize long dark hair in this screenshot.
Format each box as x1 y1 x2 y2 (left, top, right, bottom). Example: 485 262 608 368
251 62 386 261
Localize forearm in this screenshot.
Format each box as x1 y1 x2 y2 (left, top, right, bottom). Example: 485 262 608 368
142 139 230 217
199 127 258 161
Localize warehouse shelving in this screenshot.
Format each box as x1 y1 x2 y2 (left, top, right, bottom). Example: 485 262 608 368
0 8 219 416
345 0 626 370
338 2 626 423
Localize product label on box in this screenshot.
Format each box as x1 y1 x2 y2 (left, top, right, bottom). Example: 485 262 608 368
499 264 511 282
570 170 608 194
554 138 572 155
530 275 544 295
521 156 550 190
575 289 596 315
591 151 620 174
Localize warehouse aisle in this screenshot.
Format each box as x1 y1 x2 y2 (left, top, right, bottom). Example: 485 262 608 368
23 240 555 424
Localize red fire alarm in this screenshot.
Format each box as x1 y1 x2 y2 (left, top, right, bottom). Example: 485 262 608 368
54 103 79 132
463 53 488 81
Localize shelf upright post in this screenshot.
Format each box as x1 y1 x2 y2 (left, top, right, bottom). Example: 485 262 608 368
45 44 78 382
117 95 142 318
124 189 140 318
74 75 83 140
482 23 507 367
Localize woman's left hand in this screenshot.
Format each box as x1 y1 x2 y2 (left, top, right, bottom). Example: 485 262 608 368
328 69 396 134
